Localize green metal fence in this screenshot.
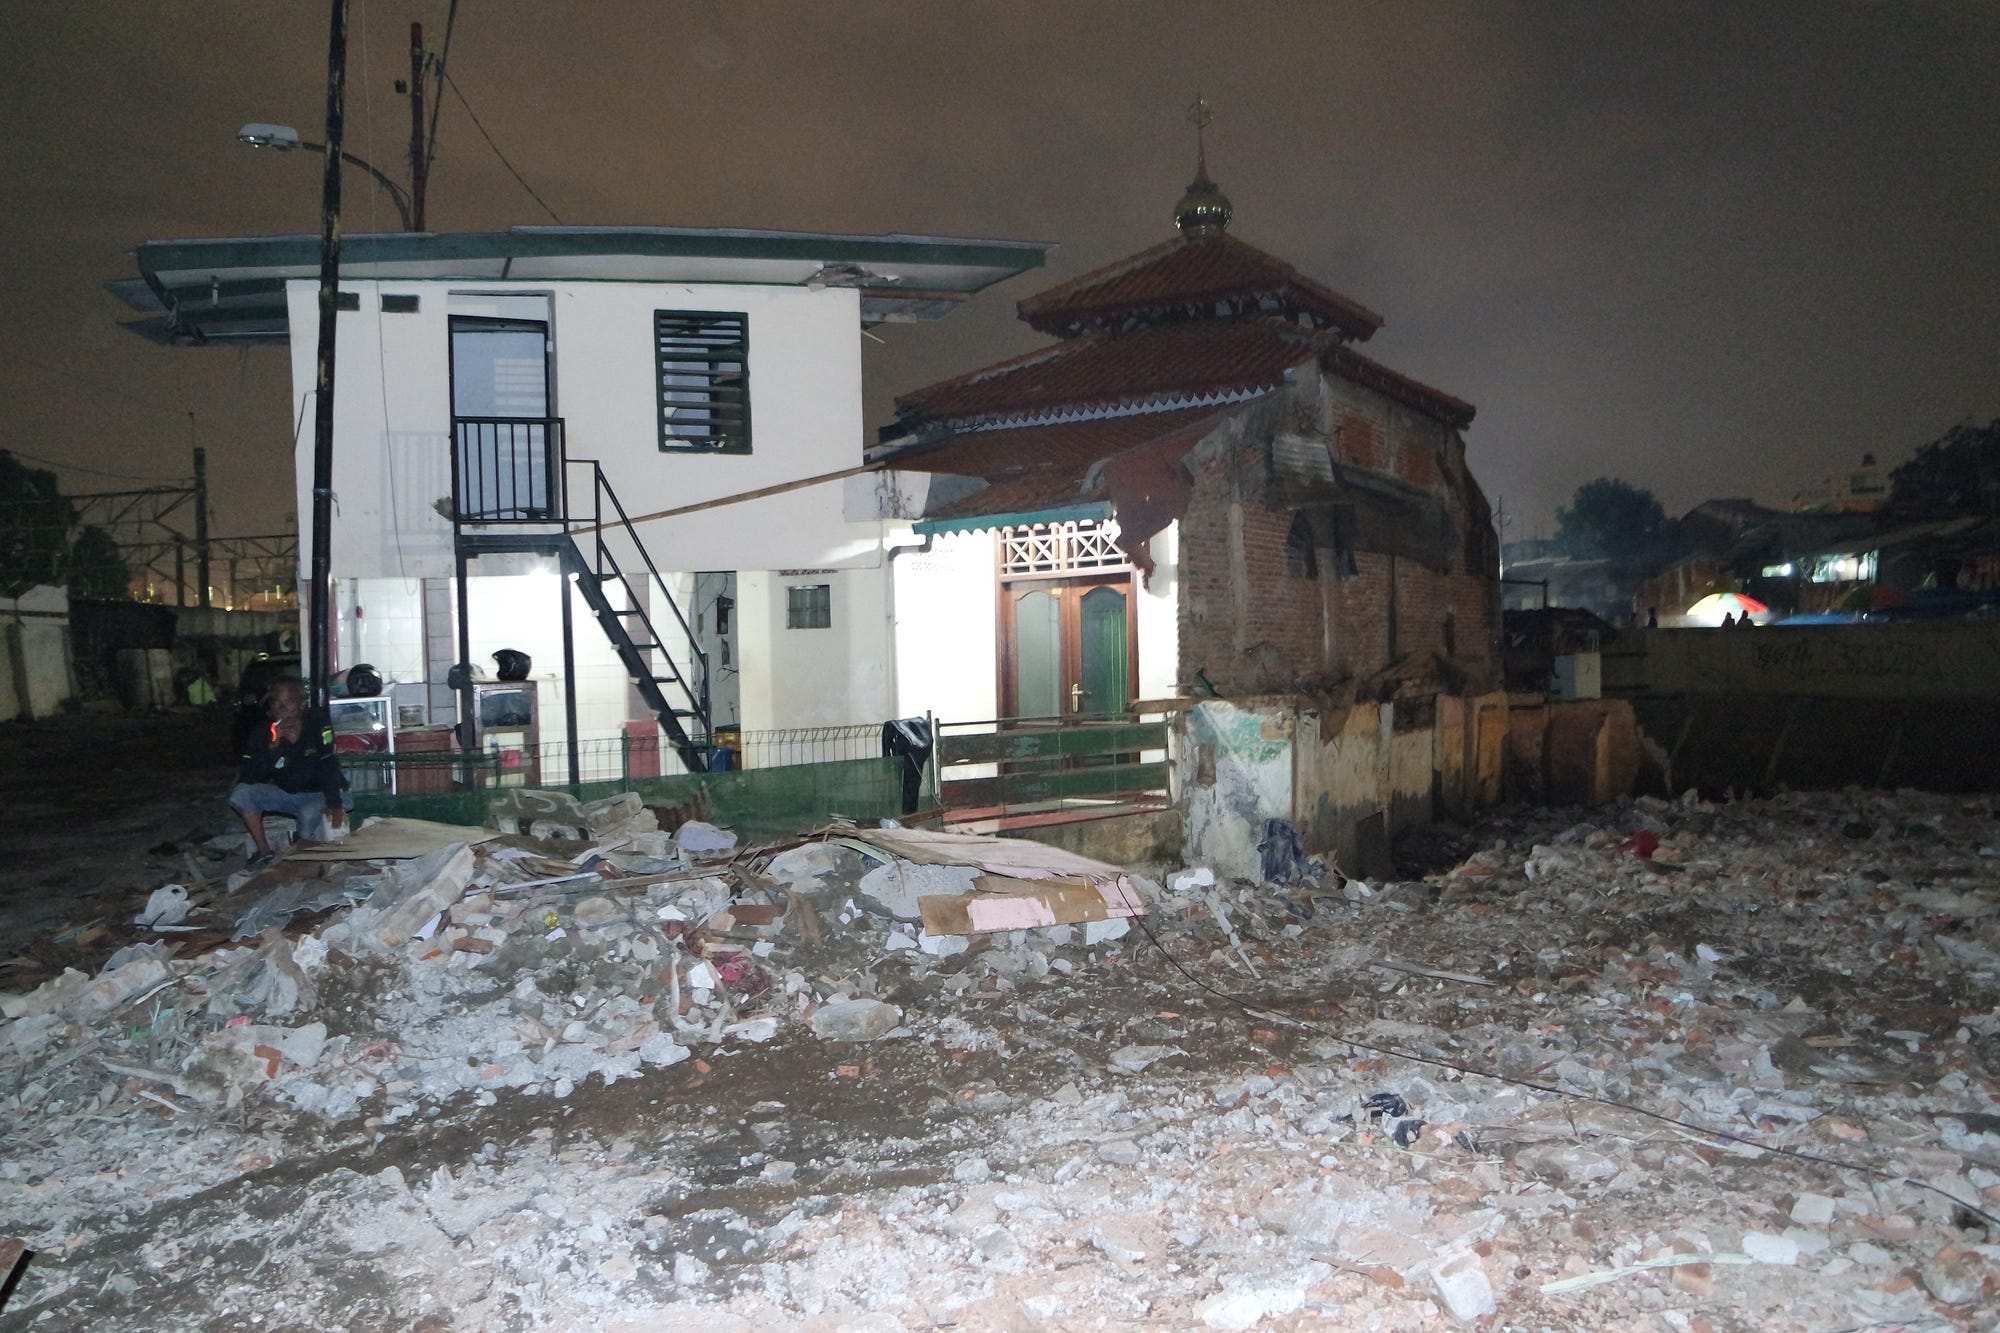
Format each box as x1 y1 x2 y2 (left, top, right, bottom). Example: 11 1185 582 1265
340 748 913 837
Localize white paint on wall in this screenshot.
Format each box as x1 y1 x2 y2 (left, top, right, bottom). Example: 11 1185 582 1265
734 566 895 731
285 279 874 583
1136 522 1180 701
283 278 913 739
891 528 999 725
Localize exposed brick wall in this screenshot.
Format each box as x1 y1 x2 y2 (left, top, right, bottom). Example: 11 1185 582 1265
1176 374 1500 696
1337 412 1382 469
1396 432 1438 489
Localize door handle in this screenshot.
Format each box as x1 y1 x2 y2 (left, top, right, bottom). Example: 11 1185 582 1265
1070 682 1084 713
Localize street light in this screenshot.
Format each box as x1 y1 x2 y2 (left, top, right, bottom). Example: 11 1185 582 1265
237 122 416 231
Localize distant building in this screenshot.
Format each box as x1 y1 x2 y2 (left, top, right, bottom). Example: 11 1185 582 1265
1792 453 1889 514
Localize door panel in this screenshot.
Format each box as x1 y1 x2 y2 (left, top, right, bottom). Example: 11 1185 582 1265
999 576 1137 719
450 317 551 520
1077 584 1130 715
1012 588 1063 719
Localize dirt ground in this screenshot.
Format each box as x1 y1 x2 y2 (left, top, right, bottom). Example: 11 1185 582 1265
0 709 238 956
3 711 1998 1331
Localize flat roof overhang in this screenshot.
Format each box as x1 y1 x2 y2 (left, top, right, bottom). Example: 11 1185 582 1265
109 224 1054 345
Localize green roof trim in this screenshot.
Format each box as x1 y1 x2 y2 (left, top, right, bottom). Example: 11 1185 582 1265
914 503 1112 537
134 226 1049 288
118 225 1052 345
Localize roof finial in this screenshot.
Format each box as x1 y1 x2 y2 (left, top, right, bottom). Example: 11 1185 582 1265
1189 91 1213 176
1175 91 1232 238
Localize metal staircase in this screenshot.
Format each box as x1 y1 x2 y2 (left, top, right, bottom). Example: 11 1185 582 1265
451 417 712 773
561 461 712 772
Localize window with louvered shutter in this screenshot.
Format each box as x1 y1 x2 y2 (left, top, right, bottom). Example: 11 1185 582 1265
655 311 749 453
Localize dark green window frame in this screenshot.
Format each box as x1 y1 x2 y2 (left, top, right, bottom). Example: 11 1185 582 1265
655 310 750 453
786 583 831 629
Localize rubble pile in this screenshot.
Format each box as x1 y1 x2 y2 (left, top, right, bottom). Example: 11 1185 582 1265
0 798 1157 1250
2 788 1997 1329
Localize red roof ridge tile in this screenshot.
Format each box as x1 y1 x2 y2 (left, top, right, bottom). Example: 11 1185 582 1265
891 317 1326 429
1016 232 1384 341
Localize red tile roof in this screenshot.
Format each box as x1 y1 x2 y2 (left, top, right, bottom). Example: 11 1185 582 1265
910 408 1230 521
898 407 1226 479
1322 344 1476 430
1016 233 1384 341
921 470 1107 521
894 318 1324 426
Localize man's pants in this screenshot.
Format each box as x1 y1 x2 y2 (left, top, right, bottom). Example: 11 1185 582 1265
228 783 329 841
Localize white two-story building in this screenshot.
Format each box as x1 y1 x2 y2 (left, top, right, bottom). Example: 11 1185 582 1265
111 226 1049 778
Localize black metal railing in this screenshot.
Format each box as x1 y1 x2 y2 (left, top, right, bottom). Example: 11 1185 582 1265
452 416 564 523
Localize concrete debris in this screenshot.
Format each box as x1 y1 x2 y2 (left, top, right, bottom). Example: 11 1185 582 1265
807 998 902 1043
2 790 1998 1330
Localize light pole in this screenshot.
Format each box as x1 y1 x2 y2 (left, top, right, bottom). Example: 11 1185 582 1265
237 122 416 232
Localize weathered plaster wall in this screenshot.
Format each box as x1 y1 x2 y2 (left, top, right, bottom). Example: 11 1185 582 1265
1181 689 1537 878
1178 699 1296 881
0 586 74 721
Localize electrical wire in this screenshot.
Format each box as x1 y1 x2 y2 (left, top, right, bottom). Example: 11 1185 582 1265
0 450 186 485
423 0 459 172
1129 910 2000 1232
442 70 562 224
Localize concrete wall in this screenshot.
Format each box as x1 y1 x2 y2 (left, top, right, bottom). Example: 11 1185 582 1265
0 586 74 721
281 277 930 738
738 564 895 730
1606 624 2000 700
1504 695 1649 805
284 278 876 581
1178 690 1632 879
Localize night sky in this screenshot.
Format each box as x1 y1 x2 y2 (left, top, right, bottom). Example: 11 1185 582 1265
3 1 1995 542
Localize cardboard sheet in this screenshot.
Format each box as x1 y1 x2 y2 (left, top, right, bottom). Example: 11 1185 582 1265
835 827 1129 883
917 873 1147 935
285 817 498 862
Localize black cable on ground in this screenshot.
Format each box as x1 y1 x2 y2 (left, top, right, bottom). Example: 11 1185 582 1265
1130 911 2000 1232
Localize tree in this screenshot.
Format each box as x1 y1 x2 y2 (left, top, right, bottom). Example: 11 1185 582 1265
67 524 131 599
1889 418 2000 518
0 450 76 596
1554 477 1669 563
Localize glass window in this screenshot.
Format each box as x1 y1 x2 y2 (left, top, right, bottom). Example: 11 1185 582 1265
786 584 830 629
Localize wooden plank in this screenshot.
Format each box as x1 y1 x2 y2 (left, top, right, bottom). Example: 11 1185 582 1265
941 722 1167 766
943 760 1169 808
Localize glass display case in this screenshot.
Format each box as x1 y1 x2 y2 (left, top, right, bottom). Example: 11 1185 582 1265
329 695 396 794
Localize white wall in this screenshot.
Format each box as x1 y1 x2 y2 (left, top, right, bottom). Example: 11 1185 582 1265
736 566 895 731
463 567 636 752
286 277 876 583
892 528 1000 724
1136 523 1180 700
285 276 910 739
889 522 1182 725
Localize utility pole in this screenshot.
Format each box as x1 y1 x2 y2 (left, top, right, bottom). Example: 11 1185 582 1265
307 0 348 709
407 21 428 230
193 436 211 610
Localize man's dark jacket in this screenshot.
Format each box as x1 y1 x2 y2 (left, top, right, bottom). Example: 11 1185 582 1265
236 711 345 804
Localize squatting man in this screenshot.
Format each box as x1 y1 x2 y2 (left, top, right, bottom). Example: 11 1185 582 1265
228 677 347 868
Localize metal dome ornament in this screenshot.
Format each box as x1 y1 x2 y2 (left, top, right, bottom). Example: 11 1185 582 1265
1174 94 1233 237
